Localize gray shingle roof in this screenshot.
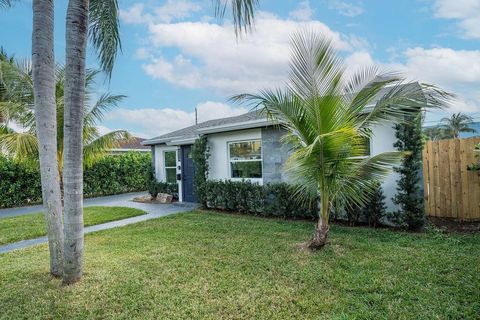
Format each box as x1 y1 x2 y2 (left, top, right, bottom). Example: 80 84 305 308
143 111 265 145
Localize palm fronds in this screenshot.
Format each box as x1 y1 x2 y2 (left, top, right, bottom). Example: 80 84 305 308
89 0 122 76
214 0 259 36
83 130 130 167
233 30 452 219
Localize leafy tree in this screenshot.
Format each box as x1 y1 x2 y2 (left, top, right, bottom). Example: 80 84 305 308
440 112 477 139
234 31 450 249
392 115 425 230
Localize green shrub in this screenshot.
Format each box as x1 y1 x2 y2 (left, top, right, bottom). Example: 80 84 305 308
191 136 210 206
364 181 387 227
0 157 42 208
145 165 179 199
83 152 151 197
392 114 426 230
204 180 316 220
330 181 387 227
345 203 364 226
0 152 152 208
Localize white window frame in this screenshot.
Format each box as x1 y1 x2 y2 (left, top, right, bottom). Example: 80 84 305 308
163 150 177 184
227 139 263 183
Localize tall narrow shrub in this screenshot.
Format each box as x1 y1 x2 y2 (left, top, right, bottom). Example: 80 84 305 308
192 136 210 207
364 181 387 227
392 114 425 230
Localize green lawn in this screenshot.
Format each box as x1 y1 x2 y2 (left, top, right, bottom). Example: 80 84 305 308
0 206 146 245
0 211 478 319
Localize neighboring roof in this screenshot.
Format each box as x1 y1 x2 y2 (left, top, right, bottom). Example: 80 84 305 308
114 137 150 150
143 111 269 146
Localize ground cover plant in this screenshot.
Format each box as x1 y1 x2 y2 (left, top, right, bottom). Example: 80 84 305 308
0 206 146 245
0 211 478 319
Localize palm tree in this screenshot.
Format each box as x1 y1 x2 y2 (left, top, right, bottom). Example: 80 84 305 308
0 63 129 170
32 0 64 277
423 126 450 141
2 0 65 276
440 113 477 138
59 0 258 284
234 31 450 249
63 0 124 285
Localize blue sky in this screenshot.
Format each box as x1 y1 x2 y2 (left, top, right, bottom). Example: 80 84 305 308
1 0 479 138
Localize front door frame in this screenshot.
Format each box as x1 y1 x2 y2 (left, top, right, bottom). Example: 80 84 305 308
180 144 197 203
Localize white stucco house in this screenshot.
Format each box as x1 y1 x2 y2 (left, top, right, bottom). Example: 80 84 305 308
142 110 401 211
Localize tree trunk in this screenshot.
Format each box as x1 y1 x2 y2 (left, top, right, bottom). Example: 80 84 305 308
308 194 330 250
63 0 89 285
32 0 64 277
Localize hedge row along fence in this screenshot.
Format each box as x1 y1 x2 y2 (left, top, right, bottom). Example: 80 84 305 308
204 180 317 220
0 152 151 208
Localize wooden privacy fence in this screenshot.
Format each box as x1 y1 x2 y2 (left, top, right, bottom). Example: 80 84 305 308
423 137 480 220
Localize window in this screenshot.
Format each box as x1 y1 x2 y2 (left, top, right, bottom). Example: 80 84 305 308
164 151 177 183
355 137 371 157
229 140 262 179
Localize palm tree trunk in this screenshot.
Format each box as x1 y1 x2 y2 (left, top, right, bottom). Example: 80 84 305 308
308 193 330 250
32 0 64 277
63 0 89 285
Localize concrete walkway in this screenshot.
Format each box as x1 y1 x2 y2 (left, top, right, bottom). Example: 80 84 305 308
0 193 198 254
0 192 151 218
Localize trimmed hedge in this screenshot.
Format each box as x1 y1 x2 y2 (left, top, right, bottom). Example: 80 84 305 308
0 152 151 208
83 152 151 197
0 157 42 208
204 180 317 220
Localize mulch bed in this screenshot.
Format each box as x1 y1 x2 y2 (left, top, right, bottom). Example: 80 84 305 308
428 217 480 233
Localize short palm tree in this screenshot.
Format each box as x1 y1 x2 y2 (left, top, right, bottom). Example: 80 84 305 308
0 61 130 170
440 112 477 138
234 31 450 249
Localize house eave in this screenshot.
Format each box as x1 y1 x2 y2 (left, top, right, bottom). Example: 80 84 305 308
109 148 150 152
167 137 197 146
142 136 184 146
196 119 272 135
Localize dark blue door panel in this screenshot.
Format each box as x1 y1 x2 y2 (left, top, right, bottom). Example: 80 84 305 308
181 145 197 203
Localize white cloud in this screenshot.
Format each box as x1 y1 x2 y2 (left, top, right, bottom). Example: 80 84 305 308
134 11 351 94
389 47 480 113
119 3 146 25
327 0 364 17
289 1 314 21
432 0 480 39
120 0 201 25
104 101 248 138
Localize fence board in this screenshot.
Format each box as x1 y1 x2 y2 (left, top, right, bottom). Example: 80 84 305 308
423 137 480 220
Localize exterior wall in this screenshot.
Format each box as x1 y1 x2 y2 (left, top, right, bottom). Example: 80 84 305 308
261 126 291 183
154 123 400 209
207 128 262 184
154 144 182 201
370 123 399 212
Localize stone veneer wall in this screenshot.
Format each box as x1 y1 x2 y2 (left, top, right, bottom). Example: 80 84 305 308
261 126 291 183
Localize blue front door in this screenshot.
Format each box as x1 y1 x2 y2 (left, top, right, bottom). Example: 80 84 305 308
181 145 197 203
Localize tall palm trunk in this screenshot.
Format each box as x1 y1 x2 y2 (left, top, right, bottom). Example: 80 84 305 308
32 0 64 277
308 192 330 250
63 0 88 285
